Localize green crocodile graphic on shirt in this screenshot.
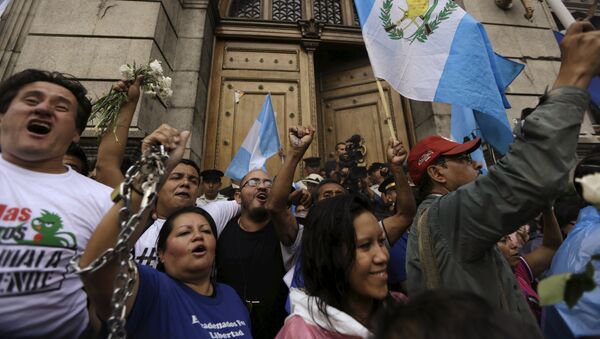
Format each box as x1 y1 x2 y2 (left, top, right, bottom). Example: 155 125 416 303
17 210 77 249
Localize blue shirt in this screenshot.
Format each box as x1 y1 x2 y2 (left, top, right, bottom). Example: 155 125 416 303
543 206 600 338
127 265 252 338
389 232 408 285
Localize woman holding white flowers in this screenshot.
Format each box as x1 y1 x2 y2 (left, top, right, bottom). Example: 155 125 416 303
79 125 252 339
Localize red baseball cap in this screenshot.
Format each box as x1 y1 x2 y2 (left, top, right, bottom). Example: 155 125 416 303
407 136 481 186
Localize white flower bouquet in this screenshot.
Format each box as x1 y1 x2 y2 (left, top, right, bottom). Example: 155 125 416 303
576 173 600 210
90 59 173 137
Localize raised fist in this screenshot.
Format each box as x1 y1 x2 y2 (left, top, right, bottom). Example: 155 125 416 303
386 137 407 166
288 126 315 150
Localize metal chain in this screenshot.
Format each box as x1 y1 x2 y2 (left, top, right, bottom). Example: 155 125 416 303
70 145 169 339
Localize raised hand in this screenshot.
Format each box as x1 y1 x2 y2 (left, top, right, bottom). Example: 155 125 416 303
386 137 407 166
112 75 143 104
288 188 312 208
554 21 600 90
288 126 315 151
141 124 190 172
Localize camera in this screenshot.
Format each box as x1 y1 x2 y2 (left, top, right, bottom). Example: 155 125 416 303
338 134 368 193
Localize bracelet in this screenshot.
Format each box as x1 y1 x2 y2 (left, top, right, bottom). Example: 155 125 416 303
111 182 144 203
130 185 144 196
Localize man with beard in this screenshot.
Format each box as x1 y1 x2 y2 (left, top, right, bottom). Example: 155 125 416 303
216 166 302 339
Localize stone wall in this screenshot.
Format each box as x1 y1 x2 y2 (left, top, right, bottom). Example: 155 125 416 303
0 0 39 81
0 0 218 162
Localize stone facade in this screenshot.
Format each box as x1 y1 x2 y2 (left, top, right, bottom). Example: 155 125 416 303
0 0 218 163
0 0 598 163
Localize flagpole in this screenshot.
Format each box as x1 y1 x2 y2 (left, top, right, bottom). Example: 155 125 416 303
375 78 398 141
545 0 575 29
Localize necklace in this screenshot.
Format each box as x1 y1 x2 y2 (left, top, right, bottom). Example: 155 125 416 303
236 218 265 313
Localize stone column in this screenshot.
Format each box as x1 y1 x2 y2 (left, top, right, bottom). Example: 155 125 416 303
168 0 218 162
0 0 39 81
299 18 325 161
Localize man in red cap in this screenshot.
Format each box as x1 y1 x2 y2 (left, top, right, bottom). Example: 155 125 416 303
405 21 600 327
407 135 483 195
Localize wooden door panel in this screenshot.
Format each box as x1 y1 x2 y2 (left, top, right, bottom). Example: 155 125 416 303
320 63 410 166
204 41 309 180
217 81 298 177
332 102 385 166
323 92 386 166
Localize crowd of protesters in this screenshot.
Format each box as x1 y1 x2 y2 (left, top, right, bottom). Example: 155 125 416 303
0 20 599 339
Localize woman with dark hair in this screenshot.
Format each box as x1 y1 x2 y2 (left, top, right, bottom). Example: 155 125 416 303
79 126 251 338
276 194 390 338
131 206 252 337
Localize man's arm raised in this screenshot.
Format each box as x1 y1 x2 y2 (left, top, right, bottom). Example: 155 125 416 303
445 21 600 261
266 126 315 246
382 137 416 244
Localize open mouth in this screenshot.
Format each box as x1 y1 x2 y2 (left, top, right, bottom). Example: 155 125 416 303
27 120 52 135
174 191 191 199
256 192 268 202
191 244 207 255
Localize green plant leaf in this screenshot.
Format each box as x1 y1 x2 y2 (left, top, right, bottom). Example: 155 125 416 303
538 273 572 306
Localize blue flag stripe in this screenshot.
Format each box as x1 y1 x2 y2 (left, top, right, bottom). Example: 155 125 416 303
224 94 281 181
354 0 376 28
438 14 523 154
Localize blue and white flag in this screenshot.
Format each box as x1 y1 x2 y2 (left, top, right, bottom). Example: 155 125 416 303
355 0 524 153
451 53 524 155
451 105 488 174
225 94 281 181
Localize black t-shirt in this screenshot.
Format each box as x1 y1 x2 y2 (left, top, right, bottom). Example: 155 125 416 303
216 218 288 339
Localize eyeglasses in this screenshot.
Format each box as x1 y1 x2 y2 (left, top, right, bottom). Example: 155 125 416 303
241 178 273 189
449 154 473 164
435 153 473 166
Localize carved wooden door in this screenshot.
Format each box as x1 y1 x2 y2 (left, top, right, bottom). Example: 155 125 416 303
204 41 313 179
319 62 411 167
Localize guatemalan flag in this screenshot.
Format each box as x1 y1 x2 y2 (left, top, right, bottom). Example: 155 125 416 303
225 94 281 181
355 0 524 154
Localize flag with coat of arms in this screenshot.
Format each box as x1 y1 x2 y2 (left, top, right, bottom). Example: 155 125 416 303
225 94 281 181
354 0 524 155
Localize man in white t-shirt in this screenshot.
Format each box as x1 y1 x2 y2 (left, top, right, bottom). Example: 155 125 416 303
134 159 241 267
0 69 113 338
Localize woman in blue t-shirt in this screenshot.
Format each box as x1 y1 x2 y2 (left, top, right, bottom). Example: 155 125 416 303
81 204 252 338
